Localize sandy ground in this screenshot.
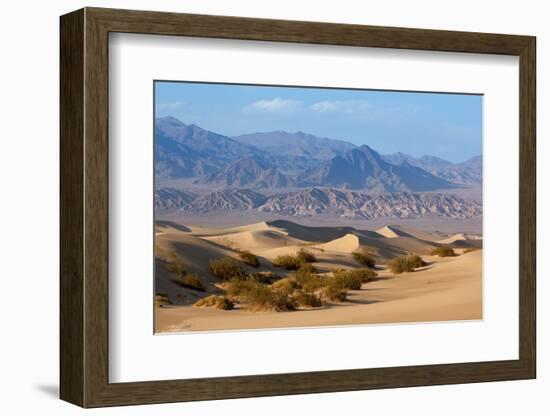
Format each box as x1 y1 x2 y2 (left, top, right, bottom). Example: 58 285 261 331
154 220 482 333
157 210 483 234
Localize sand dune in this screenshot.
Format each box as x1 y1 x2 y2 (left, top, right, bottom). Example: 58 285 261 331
266 219 353 243
437 233 483 250
156 250 482 332
155 220 191 234
319 233 360 253
204 229 306 251
375 225 410 238
381 236 439 256
185 221 272 237
388 225 449 242
155 232 235 305
154 219 483 331
439 233 467 243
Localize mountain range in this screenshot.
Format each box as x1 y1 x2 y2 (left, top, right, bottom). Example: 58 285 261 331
154 116 482 220
154 187 482 220
382 152 482 185
155 116 481 191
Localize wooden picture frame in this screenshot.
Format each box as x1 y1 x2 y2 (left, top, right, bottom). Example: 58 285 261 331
60 7 536 408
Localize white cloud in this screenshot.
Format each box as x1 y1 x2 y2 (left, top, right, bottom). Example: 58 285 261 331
311 100 372 114
246 97 302 113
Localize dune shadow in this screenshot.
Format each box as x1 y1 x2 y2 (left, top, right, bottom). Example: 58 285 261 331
267 219 355 242
369 276 394 282
294 305 333 312
341 298 381 306
155 220 191 232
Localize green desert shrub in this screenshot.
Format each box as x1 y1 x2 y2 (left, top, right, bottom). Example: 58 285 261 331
272 254 302 270
238 250 260 268
165 250 178 261
249 271 280 284
291 290 323 308
165 257 187 275
223 278 257 300
194 295 234 310
319 277 348 302
388 254 427 274
332 270 363 290
346 268 378 283
237 281 295 312
292 265 324 293
155 292 171 307
222 276 296 312
352 248 376 268
209 256 248 280
389 256 412 274
295 262 318 274
173 272 205 291
155 244 166 258
406 254 427 268
430 246 457 257
248 288 294 312
271 277 299 296
296 248 317 263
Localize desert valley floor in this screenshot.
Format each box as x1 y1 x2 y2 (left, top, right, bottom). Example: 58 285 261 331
154 219 482 333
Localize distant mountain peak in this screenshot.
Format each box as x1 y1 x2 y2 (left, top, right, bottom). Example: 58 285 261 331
155 117 481 189
381 152 482 185
298 144 454 192
233 131 356 161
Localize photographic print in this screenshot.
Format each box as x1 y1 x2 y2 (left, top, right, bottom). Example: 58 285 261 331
154 81 483 333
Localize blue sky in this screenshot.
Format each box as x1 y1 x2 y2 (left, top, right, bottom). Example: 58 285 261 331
155 81 482 163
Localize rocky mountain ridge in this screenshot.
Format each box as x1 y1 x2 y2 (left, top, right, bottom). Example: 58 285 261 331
155 187 482 219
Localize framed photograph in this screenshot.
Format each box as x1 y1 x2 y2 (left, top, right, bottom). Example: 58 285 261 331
60 7 536 408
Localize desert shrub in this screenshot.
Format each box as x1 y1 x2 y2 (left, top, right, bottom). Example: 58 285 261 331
223 277 296 311
292 266 323 293
295 262 318 274
214 296 234 310
388 254 426 274
407 254 427 268
237 280 295 312
271 277 299 296
352 248 376 268
319 278 348 302
155 244 166 258
248 288 294 312
346 268 377 283
332 270 363 290
430 246 457 257
238 250 260 268
389 256 412 274
173 272 205 291
223 278 257 300
155 292 171 307
249 271 280 284
165 250 180 263
194 295 234 310
291 290 323 308
194 295 217 307
272 254 302 270
165 258 187 275
209 256 248 280
296 248 317 263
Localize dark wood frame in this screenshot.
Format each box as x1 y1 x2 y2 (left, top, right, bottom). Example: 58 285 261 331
60 7 536 408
